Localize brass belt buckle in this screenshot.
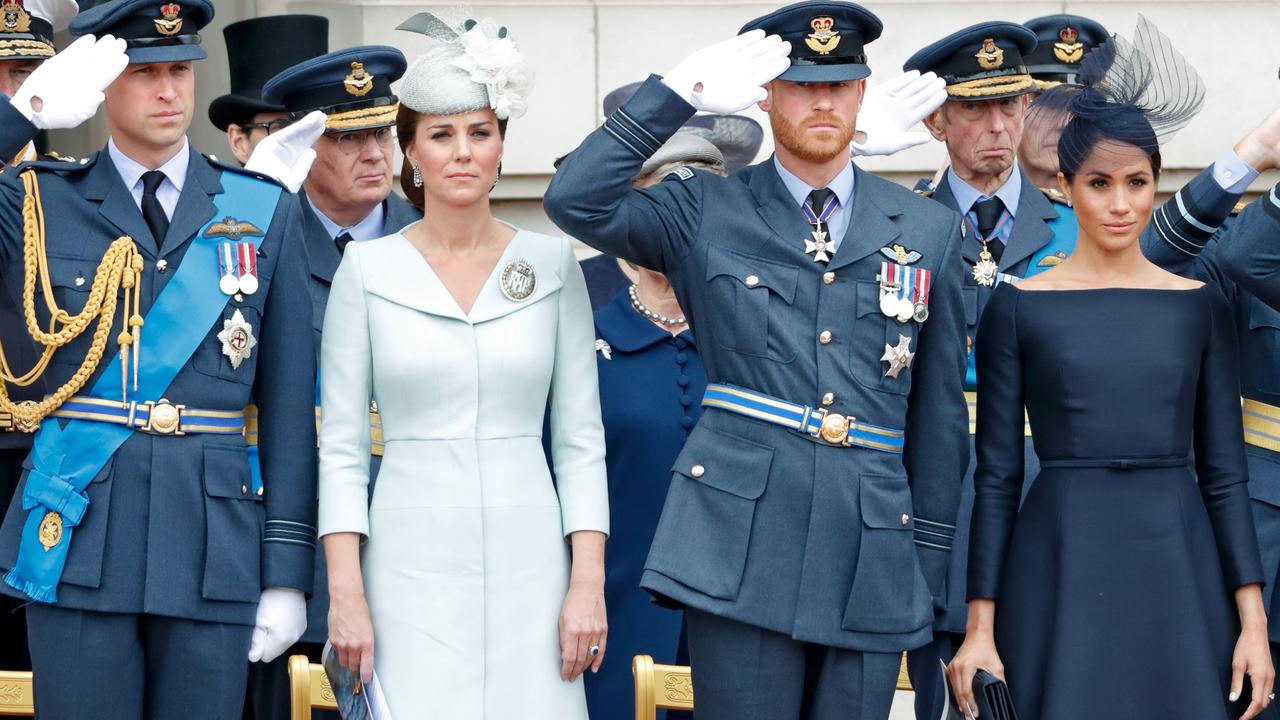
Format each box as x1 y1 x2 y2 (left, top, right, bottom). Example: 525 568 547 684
810 407 853 447
142 398 186 436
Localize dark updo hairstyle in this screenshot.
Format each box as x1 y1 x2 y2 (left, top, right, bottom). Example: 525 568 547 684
1056 88 1162 182
397 105 509 210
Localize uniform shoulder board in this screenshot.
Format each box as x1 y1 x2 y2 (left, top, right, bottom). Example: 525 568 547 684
663 166 696 182
1231 198 1251 216
42 151 78 163
18 151 97 174
204 154 286 189
1041 187 1072 207
912 178 935 197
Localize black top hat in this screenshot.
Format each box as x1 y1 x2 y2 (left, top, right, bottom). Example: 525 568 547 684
904 21 1038 100
207 14 329 131
1022 15 1109 88
739 1 883 83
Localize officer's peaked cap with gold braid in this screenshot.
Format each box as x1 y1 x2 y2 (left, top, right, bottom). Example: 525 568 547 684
262 45 406 133
904 21 1038 101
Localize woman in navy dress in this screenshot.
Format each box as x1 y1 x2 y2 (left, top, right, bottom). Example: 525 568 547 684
582 136 725 720
948 19 1274 720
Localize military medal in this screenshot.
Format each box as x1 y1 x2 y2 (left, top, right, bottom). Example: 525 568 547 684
217 242 239 295
881 334 915 379
802 192 838 263
217 309 257 369
895 268 915 323
878 263 901 318
966 205 1010 287
500 259 536 301
236 241 259 295
913 267 932 323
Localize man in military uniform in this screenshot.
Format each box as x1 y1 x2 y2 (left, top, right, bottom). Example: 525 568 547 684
0 1 317 716
0 0 76 672
1016 14 1109 190
209 14 329 166
1142 117 1280 719
237 46 420 720
545 2 969 717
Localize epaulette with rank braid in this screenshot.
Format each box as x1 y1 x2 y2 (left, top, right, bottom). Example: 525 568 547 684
203 154 286 190
1041 187 1072 207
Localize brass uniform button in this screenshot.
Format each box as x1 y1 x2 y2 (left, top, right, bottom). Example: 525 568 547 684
241 485 248 495
256 487 264 497
901 514 910 526
691 464 705 478
745 275 759 288
156 259 168 273
822 271 835 285
819 330 832 345
821 392 835 407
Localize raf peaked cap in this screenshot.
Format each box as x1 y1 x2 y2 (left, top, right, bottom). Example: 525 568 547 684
262 45 406 133
740 0 883 83
207 14 329 131
904 21 1038 100
0 0 77 61
1022 15 1109 89
70 0 213 64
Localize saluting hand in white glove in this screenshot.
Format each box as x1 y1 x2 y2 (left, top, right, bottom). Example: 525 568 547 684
662 29 792 115
851 70 947 157
248 586 308 663
244 110 326 194
11 34 128 130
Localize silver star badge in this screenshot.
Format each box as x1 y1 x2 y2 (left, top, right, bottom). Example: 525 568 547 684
804 229 834 263
880 334 915 379
595 338 612 360
217 308 257 369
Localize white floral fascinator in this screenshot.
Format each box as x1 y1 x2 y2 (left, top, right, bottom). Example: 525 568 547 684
396 10 534 120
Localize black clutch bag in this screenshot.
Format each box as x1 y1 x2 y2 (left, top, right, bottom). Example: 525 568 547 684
944 666 1019 720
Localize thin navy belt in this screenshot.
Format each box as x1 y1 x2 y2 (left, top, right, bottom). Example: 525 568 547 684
1039 455 1188 470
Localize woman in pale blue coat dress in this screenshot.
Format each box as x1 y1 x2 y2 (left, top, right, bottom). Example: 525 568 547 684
316 13 609 718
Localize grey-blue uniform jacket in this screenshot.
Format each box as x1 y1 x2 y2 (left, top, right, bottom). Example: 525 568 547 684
0 101 318 625
544 76 969 653
1144 181 1280 640
295 189 420 644
929 166 1241 633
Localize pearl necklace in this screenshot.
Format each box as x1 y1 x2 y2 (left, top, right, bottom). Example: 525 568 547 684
629 284 686 327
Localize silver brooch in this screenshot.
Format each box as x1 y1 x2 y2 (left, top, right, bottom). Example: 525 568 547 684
595 338 612 360
499 259 537 302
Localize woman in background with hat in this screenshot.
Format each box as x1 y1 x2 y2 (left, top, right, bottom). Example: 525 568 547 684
316 11 608 718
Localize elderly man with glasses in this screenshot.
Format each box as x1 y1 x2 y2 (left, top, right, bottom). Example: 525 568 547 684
207 14 329 167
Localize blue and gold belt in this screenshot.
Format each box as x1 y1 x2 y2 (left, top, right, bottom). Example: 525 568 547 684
702 383 905 454
1244 398 1280 453
50 396 245 436
243 404 385 456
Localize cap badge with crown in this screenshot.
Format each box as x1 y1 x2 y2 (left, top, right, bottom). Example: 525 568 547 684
804 16 840 55
1054 26 1083 63
1 0 31 33
154 3 182 36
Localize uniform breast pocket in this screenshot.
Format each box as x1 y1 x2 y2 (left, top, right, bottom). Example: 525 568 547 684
1247 297 1280 393
704 247 799 363
851 280 918 395
194 303 264 385
41 256 102 361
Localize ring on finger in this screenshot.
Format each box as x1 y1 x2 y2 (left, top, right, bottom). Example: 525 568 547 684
1270 692 1276 701
589 644 601 657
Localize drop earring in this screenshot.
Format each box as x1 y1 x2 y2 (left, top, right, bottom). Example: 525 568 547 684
412 164 422 188
491 161 502 192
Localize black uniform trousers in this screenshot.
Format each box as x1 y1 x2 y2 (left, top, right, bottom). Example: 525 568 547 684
27 603 252 719
684 608 899 720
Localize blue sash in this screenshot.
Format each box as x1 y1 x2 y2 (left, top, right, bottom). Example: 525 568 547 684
5 171 281 602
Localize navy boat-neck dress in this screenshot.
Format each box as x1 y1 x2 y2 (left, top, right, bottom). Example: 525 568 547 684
969 283 1265 719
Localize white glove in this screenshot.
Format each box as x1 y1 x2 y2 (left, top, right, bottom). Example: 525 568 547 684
248 586 308 663
11 34 128 130
851 70 948 157
661 30 792 114
244 110 326 193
